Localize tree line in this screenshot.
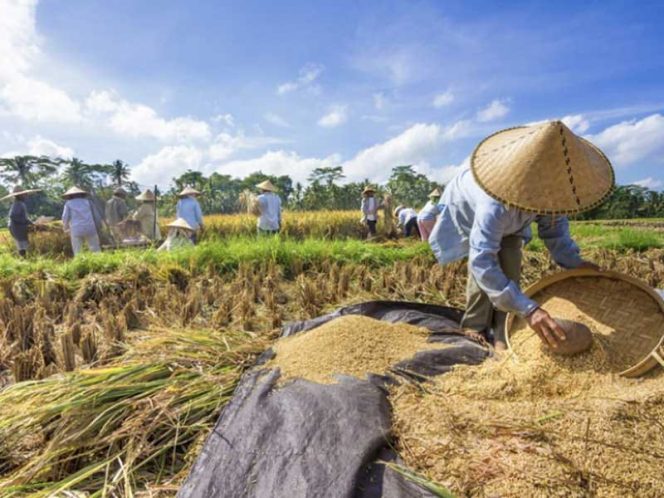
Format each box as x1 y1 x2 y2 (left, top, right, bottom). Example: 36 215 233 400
0 154 661 225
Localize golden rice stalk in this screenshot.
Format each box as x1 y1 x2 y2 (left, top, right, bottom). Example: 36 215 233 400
80 330 98 364
60 333 76 372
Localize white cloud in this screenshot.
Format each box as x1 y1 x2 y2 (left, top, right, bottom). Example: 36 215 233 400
85 90 211 142
276 63 324 95
373 92 387 110
211 113 235 127
207 131 284 161
432 91 454 108
561 114 590 133
633 177 663 190
26 136 74 158
476 99 510 122
318 105 348 128
264 112 290 128
587 114 664 167
0 75 82 123
0 0 40 78
133 145 205 187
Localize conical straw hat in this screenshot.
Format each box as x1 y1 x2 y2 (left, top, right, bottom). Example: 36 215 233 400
178 186 201 197
62 186 88 198
428 187 442 197
256 180 277 192
0 186 42 201
136 189 155 201
362 185 376 194
167 218 194 231
471 121 614 214
113 187 127 196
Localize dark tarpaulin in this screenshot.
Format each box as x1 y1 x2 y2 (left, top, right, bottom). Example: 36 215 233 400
178 301 489 498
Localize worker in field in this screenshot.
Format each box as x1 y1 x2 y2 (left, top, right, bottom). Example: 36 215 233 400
3 186 41 257
133 189 161 241
417 187 442 241
61 186 102 255
394 205 420 238
429 121 612 351
255 180 282 234
360 185 380 238
158 218 195 251
105 187 129 241
176 186 204 242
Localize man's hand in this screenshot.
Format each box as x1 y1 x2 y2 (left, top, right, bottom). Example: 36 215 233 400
525 308 567 349
577 260 600 271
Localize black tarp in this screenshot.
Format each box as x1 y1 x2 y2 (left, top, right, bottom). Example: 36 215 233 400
179 301 489 498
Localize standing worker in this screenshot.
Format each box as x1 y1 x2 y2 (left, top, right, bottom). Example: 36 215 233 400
429 121 612 351
62 186 101 255
106 187 129 241
360 185 379 239
176 187 204 242
255 180 281 234
3 186 41 257
133 189 161 241
394 205 420 238
417 188 442 241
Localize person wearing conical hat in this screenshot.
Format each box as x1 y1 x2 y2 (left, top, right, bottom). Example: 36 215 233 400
417 187 443 242
105 187 129 241
394 205 420 238
176 186 203 242
255 180 281 234
3 186 41 257
61 186 101 255
429 121 613 351
360 185 380 239
132 189 161 241
158 218 195 251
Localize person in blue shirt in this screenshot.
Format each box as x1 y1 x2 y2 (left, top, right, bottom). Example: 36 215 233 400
429 121 614 351
417 187 442 241
255 180 282 234
176 186 204 243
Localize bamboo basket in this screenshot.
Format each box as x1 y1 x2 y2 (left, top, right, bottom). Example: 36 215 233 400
505 269 664 377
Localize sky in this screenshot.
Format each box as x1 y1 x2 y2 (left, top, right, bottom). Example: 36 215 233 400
1 0 663 190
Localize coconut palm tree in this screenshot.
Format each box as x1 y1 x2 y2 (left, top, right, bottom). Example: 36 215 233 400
110 160 130 186
62 157 95 189
0 155 59 187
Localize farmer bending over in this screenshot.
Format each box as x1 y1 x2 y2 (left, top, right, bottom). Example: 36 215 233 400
429 121 613 351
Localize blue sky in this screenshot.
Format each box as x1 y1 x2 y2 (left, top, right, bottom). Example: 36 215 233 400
1 0 663 190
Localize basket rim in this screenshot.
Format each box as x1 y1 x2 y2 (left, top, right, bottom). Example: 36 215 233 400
505 269 664 377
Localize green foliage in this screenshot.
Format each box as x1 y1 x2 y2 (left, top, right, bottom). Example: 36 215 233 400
386 165 440 209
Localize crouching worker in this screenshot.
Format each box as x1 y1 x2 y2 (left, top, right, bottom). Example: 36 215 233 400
62 186 102 255
360 185 380 238
394 205 420 238
429 121 613 351
3 186 41 257
158 218 195 251
417 187 442 241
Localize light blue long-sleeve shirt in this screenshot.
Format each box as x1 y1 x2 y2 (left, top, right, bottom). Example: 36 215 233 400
176 196 203 230
417 200 441 221
62 198 99 238
429 168 584 317
257 192 282 231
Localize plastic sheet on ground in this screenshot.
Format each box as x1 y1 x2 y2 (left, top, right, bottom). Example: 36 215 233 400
178 301 489 498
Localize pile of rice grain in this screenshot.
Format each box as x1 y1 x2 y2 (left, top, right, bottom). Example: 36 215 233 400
267 315 448 384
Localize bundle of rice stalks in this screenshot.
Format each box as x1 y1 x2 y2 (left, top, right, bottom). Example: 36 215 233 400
0 327 265 496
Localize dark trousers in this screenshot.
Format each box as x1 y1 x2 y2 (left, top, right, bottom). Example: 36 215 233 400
404 218 420 238
366 220 377 237
258 228 280 235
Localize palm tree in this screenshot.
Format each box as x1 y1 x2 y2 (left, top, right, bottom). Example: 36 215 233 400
62 157 94 189
110 160 130 186
0 155 59 187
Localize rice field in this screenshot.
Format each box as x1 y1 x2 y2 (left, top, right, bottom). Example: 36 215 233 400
1 212 664 496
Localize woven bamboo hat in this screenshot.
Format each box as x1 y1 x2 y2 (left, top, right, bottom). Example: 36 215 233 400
178 186 201 197
136 189 155 201
428 187 442 198
167 218 194 232
256 180 277 192
1 186 42 201
62 186 88 198
471 121 614 214
362 185 376 195
393 205 404 217
505 269 664 377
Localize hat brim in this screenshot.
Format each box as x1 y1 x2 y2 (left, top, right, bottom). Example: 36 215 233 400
1 188 42 201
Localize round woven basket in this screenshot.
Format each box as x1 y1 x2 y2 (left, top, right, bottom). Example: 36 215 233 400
505 269 664 377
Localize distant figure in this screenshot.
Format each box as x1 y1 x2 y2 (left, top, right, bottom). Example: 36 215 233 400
417 187 442 241
360 185 380 239
255 180 282 234
394 205 420 238
133 189 161 241
176 187 204 242
61 186 101 255
3 186 40 257
106 187 129 241
158 218 195 251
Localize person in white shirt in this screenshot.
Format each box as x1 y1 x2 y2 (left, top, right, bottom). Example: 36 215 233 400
61 186 101 255
176 187 204 243
158 218 195 251
255 180 282 234
360 185 380 238
416 187 442 241
394 205 420 238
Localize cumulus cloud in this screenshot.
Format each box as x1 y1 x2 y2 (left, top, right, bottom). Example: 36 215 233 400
264 112 290 128
276 63 324 95
587 114 664 167
561 114 590 134
476 99 510 122
207 131 285 161
0 0 39 78
633 177 663 190
318 105 348 128
133 145 205 187
211 113 235 127
432 91 454 108
26 136 74 158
